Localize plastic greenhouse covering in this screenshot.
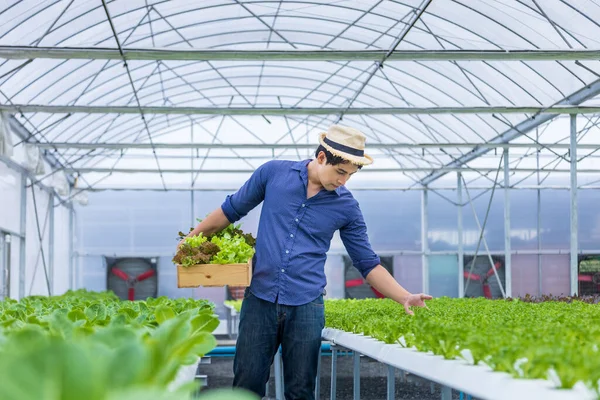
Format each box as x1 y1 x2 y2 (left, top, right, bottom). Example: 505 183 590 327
4 2 600 399
1 0 600 191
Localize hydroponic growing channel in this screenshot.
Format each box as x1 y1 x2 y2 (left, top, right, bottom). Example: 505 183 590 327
227 296 600 400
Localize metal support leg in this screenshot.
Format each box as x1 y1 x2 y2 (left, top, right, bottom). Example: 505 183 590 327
570 114 578 295
274 347 283 400
421 188 429 294
457 172 464 298
331 346 337 400
387 365 395 400
503 148 511 297
235 314 238 337
226 307 232 338
314 345 321 400
232 313 238 338
441 386 452 400
196 374 208 387
353 351 360 400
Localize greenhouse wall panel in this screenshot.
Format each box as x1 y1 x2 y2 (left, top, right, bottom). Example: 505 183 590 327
78 255 107 293
428 190 458 251
540 191 570 249
429 255 459 298
541 255 570 296
157 255 199 299
352 190 421 252
0 163 21 234
461 190 505 252
509 190 539 251
25 186 51 297
578 190 600 250
393 255 422 294
511 255 540 297
52 206 71 295
10 237 19 299
324 254 345 299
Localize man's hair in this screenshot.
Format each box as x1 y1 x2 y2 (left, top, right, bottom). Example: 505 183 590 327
315 145 363 169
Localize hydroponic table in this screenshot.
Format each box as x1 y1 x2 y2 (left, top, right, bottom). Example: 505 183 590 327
320 328 596 400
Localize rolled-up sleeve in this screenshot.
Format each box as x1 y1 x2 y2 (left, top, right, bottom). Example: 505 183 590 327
221 161 272 223
339 203 381 278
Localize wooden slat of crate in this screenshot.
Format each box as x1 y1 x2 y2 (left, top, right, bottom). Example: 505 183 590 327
177 258 252 288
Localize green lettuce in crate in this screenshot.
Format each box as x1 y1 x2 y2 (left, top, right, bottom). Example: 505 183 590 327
173 221 256 267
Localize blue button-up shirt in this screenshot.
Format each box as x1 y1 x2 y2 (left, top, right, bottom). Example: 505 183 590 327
221 159 381 306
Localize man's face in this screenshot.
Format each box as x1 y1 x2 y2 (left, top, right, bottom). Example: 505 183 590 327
316 152 359 191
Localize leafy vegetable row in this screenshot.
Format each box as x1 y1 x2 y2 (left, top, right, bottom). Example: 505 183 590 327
0 290 258 400
227 296 600 396
0 289 214 334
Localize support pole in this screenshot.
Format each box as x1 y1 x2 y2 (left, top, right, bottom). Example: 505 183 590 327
570 114 578 295
422 188 429 294
314 347 321 400
274 347 283 400
69 205 74 290
457 173 464 298
331 346 338 400
5 234 10 298
353 351 360 400
48 193 54 295
190 121 195 226
441 386 453 400
536 128 542 295
0 234 4 299
503 148 511 297
387 365 395 400
19 175 26 299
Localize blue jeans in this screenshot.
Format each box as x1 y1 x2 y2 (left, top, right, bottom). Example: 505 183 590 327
233 287 325 400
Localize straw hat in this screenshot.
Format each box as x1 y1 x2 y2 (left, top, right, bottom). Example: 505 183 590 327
318 125 373 166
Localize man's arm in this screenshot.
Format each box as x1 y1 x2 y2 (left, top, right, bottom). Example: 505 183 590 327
340 203 432 315
178 161 273 248
365 265 411 304
365 266 431 315
184 207 231 240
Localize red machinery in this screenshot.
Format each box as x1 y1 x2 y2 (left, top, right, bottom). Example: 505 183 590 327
110 267 155 301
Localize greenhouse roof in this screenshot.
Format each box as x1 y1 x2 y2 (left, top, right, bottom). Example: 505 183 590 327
2 0 600 193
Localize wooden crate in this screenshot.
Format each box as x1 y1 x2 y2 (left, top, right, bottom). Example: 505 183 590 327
177 258 252 288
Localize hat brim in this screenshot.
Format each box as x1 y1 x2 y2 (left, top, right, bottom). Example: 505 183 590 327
319 132 373 166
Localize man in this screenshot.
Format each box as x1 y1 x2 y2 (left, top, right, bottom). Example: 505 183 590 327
180 125 432 399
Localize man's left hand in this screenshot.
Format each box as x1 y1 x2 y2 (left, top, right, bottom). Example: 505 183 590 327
402 293 433 315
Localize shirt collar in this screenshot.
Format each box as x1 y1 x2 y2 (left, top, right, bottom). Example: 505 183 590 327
292 159 341 196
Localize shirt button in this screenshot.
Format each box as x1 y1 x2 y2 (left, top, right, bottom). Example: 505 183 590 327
295 218 299 222
281 269 285 272
285 250 289 254
302 204 305 207
290 234 294 238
